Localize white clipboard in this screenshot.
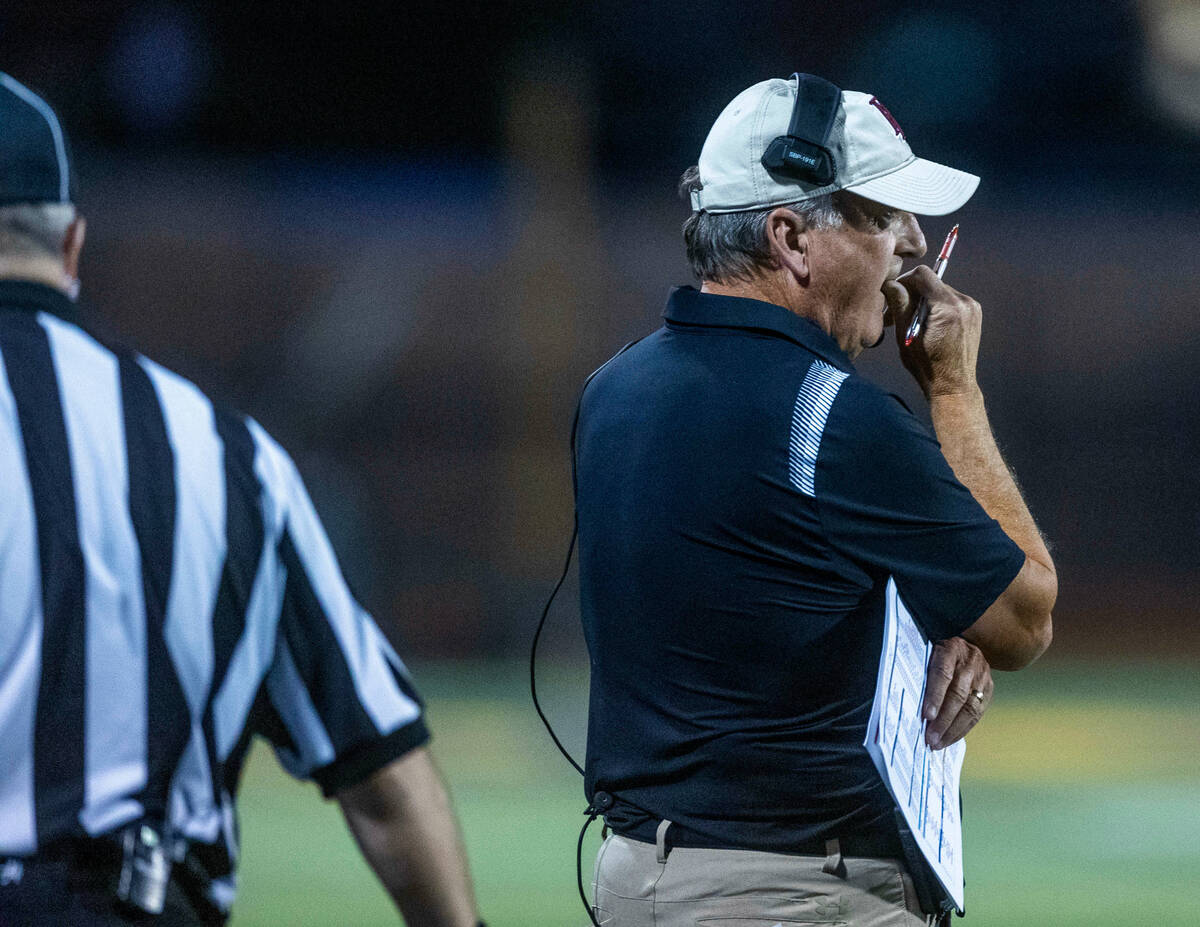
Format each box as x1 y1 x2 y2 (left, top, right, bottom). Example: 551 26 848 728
864 578 966 912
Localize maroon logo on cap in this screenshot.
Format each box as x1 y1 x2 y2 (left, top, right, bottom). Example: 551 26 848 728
869 96 905 139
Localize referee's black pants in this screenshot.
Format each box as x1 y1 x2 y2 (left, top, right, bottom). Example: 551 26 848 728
0 849 221 927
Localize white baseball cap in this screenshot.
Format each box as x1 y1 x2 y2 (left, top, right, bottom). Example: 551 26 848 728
690 76 979 216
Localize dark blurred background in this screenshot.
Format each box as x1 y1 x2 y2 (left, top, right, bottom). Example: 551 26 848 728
5 0 1198 658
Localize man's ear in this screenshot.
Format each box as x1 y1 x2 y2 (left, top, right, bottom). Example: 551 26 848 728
62 215 86 281
764 207 808 284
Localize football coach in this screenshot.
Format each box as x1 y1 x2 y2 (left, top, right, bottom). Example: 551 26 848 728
0 74 482 926
574 74 1056 926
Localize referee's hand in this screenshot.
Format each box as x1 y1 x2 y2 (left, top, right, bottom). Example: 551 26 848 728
921 636 994 749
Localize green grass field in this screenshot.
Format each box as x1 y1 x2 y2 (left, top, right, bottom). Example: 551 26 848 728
231 659 1200 926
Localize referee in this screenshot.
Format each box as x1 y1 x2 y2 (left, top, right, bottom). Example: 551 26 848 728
0 75 482 926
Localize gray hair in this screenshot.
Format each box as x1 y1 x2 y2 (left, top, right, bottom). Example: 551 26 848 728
678 166 844 284
0 202 76 259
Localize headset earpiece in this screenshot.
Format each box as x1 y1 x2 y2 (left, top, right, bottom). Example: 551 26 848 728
760 73 843 187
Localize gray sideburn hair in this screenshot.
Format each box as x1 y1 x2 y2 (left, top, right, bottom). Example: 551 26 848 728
678 165 844 284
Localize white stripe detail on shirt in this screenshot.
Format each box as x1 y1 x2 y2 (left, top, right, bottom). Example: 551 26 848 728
41 315 147 836
788 360 849 498
139 357 225 843
0 348 41 856
0 74 69 202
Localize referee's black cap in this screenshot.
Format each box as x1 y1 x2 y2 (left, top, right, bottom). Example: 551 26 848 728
0 73 72 207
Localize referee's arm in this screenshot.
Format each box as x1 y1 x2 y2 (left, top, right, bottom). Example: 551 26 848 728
339 747 479 927
251 425 481 926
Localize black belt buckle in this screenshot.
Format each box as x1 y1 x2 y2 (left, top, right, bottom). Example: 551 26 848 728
114 822 172 914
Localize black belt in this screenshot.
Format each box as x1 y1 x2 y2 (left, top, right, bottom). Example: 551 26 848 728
611 820 905 860
1 835 227 926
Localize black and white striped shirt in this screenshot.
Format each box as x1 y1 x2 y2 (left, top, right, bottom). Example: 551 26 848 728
0 280 428 910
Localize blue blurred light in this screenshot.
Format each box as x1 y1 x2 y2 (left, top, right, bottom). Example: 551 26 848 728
105 2 211 135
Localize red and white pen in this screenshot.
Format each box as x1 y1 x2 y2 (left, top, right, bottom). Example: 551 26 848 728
904 224 959 347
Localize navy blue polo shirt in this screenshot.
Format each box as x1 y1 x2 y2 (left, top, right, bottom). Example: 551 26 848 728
575 286 1025 854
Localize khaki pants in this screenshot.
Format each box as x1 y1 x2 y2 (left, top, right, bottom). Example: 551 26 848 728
593 831 929 927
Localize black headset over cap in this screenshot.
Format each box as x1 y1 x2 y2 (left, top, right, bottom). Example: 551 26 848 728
760 73 843 187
